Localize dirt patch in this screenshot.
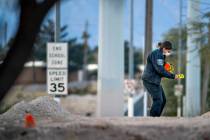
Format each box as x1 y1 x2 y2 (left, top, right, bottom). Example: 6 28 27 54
0 97 210 140
61 94 96 116
201 112 210 118
0 96 70 125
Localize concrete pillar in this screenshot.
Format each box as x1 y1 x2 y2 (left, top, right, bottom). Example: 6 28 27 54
97 0 124 117
186 0 201 117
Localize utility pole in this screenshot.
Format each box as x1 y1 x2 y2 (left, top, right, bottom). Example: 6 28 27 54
144 0 153 65
129 0 134 79
55 1 60 42
53 1 61 103
82 21 90 81
178 0 182 85
186 0 201 117
175 0 183 117
143 0 153 116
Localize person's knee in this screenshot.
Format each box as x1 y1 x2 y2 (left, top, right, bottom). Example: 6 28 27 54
155 98 163 107
153 98 163 110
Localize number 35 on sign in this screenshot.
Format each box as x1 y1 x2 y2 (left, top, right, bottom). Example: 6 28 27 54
47 69 68 95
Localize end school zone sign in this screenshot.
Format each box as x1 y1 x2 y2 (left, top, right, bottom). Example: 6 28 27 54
47 43 68 95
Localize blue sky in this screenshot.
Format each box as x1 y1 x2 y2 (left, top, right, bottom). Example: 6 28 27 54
1 0 210 48
60 0 183 48
59 0 181 48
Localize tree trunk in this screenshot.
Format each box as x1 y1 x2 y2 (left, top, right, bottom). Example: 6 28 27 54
0 0 59 103
201 57 210 113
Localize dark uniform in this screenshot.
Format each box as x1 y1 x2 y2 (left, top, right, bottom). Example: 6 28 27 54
142 48 175 117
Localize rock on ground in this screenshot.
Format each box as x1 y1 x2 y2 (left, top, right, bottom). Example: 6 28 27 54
0 96 210 140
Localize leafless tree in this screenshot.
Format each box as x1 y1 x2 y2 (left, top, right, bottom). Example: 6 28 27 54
0 0 59 102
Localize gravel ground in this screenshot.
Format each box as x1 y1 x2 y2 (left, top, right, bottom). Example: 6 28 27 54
61 94 96 117
0 96 210 140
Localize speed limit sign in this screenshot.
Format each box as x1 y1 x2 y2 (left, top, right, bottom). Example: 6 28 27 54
47 69 68 95
47 43 68 95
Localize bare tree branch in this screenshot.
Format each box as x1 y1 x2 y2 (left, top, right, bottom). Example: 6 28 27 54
0 0 59 102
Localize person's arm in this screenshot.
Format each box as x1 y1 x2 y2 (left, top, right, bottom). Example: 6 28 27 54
150 53 175 79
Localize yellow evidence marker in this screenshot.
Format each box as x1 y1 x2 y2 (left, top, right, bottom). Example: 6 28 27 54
178 74 184 79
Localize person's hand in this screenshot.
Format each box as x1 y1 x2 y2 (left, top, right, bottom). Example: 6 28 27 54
175 74 179 80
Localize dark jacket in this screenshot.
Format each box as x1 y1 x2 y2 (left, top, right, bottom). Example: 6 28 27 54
142 48 175 85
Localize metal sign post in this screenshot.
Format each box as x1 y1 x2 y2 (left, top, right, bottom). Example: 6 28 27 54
143 91 148 116
125 79 135 117
47 43 68 101
128 94 134 117
174 84 183 117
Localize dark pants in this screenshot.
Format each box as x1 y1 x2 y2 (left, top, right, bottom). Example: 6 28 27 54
143 80 166 117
